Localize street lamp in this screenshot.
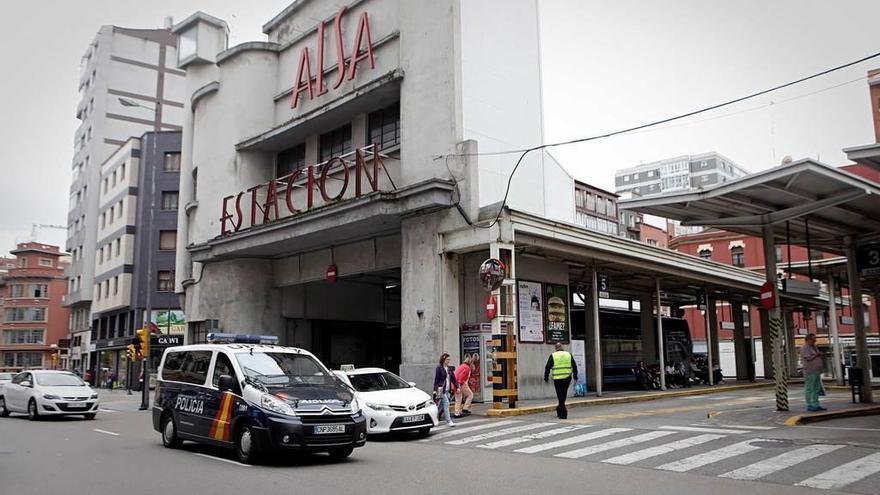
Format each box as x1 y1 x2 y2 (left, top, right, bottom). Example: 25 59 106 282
118 97 161 132
117 97 155 110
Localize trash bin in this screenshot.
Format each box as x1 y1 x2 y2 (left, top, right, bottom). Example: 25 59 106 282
847 367 863 403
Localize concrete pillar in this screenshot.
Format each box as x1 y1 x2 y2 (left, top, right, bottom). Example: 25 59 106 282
707 297 720 369
759 308 774 379
640 292 656 364
732 300 752 381
845 236 873 402
827 273 844 385
584 278 599 394
591 267 603 396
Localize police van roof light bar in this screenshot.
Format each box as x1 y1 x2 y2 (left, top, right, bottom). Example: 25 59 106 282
206 333 279 345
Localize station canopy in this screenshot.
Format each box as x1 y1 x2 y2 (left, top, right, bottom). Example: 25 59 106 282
618 159 880 256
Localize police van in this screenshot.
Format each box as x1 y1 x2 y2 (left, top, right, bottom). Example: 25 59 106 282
152 334 367 463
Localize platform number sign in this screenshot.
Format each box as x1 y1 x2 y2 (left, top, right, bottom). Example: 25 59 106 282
598 275 610 299
857 243 880 278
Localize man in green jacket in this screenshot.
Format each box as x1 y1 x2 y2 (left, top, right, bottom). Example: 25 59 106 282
544 342 579 419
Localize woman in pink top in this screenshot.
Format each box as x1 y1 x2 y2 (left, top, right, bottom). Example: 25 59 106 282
454 355 474 417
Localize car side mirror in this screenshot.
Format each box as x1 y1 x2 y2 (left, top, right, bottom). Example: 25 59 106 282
218 374 235 392
408 382 417 387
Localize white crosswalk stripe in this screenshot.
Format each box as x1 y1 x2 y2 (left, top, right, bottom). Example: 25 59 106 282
659 425 750 435
697 424 776 431
602 434 726 465
656 439 773 472
514 428 631 454
555 430 675 459
719 444 845 481
795 452 880 490
477 425 591 450
446 422 557 445
422 420 521 442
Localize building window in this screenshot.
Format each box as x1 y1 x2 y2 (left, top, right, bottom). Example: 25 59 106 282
10 284 24 297
647 239 658 246
112 170 117 187
731 246 745 268
115 238 121 256
3 329 46 344
809 248 823 260
28 284 48 298
159 230 177 251
4 307 47 322
775 246 783 263
276 143 306 178
103 177 109 194
38 258 53 267
647 170 655 177
3 352 43 368
113 276 118 295
367 102 401 151
101 212 106 229
623 176 629 182
19 258 27 267
586 193 595 211
607 199 616 217
596 196 607 215
118 200 123 218
157 271 173 292
109 206 114 221
95 284 100 301
699 249 712 260
120 163 126 180
164 153 181 172
575 189 586 208
319 124 352 162
161 191 179 211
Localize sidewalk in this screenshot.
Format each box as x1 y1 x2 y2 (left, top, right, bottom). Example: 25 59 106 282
472 380 777 417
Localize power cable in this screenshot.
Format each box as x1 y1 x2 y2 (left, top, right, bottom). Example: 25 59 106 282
444 50 880 229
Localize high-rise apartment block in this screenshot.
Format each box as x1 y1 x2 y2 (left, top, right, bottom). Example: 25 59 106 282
614 152 749 198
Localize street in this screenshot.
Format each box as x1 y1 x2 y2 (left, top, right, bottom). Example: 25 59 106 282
2 388 878 495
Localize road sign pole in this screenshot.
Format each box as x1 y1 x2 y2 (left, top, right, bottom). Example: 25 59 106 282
762 224 788 411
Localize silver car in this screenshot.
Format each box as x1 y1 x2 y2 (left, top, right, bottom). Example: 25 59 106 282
0 370 99 420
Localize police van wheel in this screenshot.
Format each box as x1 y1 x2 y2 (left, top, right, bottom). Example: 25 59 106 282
235 425 259 464
162 414 182 448
328 447 354 459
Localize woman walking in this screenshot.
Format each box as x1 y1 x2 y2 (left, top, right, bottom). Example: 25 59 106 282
433 353 458 427
454 355 474 417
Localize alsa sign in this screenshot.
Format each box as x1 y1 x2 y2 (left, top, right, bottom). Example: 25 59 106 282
220 145 385 236
291 7 376 108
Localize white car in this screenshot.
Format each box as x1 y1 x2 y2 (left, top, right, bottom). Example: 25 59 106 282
0 370 99 420
335 367 438 436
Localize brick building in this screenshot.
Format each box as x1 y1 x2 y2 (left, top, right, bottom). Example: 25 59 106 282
0 244 71 371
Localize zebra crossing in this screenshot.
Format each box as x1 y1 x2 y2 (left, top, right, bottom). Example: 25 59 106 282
424 419 880 492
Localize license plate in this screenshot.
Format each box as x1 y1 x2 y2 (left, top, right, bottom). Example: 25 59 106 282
314 425 346 434
65 403 87 408
402 414 425 424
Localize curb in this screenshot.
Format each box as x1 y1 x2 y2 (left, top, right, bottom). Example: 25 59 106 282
783 405 880 426
484 381 775 417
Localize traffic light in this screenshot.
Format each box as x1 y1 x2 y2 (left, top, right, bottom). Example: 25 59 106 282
136 328 149 360
127 344 137 362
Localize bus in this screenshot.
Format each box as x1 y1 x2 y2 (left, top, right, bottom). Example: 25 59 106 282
571 308 693 385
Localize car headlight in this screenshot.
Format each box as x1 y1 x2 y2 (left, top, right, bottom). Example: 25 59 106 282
422 400 434 409
365 401 392 411
350 397 362 414
43 394 60 400
90 393 99 400
261 394 296 417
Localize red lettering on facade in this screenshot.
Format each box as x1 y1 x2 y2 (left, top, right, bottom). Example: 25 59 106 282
290 47 314 108
319 157 349 202
332 7 349 90
315 19 328 97
234 192 244 232
306 165 316 210
248 185 265 227
263 180 280 223
347 12 375 80
284 169 303 213
221 195 235 235
356 144 380 196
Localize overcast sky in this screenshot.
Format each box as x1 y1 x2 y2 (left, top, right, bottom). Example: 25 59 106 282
1 0 878 253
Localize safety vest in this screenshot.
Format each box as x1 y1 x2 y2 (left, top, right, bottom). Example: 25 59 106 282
552 351 573 380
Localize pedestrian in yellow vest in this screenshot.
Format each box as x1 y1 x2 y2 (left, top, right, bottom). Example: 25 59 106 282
544 342 578 419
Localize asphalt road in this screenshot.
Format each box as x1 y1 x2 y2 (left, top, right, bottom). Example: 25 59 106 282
1 389 878 495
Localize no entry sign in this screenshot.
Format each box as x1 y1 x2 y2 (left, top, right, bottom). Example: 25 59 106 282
759 281 776 310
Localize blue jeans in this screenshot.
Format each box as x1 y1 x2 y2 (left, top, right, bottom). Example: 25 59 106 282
439 392 452 424
805 372 821 409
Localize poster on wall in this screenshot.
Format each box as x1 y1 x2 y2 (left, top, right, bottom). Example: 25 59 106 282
151 310 186 335
517 280 545 343
544 284 570 343
570 339 587 396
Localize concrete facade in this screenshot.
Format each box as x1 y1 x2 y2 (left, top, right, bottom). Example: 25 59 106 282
64 25 185 374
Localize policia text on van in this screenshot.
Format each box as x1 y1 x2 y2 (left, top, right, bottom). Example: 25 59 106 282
152 335 366 463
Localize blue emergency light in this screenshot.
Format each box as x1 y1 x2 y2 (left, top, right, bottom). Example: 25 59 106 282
207 333 279 344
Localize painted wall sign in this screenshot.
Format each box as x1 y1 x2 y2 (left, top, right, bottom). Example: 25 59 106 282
220 145 384 236
291 7 376 108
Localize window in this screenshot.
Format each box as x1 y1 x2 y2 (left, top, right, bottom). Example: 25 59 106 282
38 258 53 267
113 276 118 295
164 153 181 172
104 280 109 298
699 249 712 260
586 193 595 211
95 284 100 300
28 284 48 298
157 271 173 292
607 199 616 217
118 201 123 218
319 124 352 162
162 351 211 384
103 177 109 194
5 307 47 322
19 258 27 267
98 246 103 264
161 191 179 211
731 247 745 268
101 212 106 229
775 246 783 263
647 170 655 177
115 238 121 256
4 353 42 368
3 329 45 345
109 206 114 221
112 170 117 187
809 249 823 260
596 196 607 215
212 353 239 391
120 163 126 180
623 175 629 182
10 284 24 297
367 102 400 151
276 144 306 178
575 189 586 208
159 230 176 251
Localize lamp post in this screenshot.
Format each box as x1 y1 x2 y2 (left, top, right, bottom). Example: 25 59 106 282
118 97 161 132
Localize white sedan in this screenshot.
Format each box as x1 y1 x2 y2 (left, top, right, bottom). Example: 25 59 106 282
335 367 438 436
0 370 99 420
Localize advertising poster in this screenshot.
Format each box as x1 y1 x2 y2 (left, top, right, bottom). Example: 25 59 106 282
570 339 587 396
461 333 482 400
517 280 545 343
545 284 570 343
151 310 186 335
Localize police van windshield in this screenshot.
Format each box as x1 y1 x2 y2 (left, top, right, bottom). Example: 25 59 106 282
235 352 333 387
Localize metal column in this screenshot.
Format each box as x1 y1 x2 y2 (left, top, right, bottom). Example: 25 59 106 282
827 273 844 386
591 266 603 397
845 236 873 403
762 224 788 411
656 278 666 391
703 289 714 386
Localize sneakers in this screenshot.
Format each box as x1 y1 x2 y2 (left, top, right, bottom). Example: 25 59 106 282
447 421 456 427
806 406 827 412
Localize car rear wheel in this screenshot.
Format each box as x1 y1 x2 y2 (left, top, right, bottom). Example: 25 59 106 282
328 446 354 459
235 425 260 464
161 413 182 448
0 397 9 417
27 399 39 421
